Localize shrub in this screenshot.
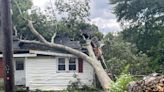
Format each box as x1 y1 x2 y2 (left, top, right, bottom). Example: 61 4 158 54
109 74 133 92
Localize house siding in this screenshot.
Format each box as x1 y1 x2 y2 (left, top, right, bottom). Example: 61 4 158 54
25 56 94 91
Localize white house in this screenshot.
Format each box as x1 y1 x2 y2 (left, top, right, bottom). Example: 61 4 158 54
0 34 96 91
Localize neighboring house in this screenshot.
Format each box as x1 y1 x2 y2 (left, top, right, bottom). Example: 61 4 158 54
0 33 95 90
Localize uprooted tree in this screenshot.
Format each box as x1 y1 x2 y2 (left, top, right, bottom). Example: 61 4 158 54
12 0 113 91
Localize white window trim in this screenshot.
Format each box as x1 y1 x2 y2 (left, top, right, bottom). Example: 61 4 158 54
15 58 25 71
57 58 66 72
68 57 78 72
57 57 78 73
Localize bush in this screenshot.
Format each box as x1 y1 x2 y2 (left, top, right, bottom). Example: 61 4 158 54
109 74 133 92
63 73 100 92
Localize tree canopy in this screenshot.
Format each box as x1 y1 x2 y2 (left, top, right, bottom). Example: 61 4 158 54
109 0 164 73
103 33 151 76
12 0 102 41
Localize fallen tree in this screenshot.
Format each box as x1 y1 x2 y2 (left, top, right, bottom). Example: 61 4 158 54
19 20 113 91
13 0 113 91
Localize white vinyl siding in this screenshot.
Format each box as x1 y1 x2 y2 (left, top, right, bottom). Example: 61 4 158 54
25 56 94 91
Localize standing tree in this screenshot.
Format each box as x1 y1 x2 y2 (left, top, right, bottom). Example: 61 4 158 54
109 0 164 73
103 33 151 76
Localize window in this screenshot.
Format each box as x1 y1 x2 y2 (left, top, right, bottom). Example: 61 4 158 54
16 61 24 70
57 58 78 72
69 58 76 70
58 58 65 71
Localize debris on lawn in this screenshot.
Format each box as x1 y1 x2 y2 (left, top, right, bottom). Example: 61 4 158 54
128 73 164 92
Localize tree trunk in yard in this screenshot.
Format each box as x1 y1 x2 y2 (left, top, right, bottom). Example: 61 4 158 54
20 20 113 91
85 40 112 92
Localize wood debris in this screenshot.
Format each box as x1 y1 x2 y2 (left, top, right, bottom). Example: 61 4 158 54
128 73 164 92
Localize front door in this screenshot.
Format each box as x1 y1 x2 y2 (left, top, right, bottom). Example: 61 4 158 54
15 59 25 85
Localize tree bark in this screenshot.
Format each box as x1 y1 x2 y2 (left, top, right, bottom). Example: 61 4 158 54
85 40 112 92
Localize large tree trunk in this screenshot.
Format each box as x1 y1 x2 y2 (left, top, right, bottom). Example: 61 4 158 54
85 40 112 92
22 20 113 91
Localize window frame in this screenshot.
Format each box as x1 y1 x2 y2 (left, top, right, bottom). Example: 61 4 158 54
57 57 78 73
69 58 77 71
58 58 66 71
15 60 24 71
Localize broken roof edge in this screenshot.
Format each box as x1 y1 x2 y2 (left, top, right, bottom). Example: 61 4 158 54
29 50 77 58
0 53 37 58
0 50 77 58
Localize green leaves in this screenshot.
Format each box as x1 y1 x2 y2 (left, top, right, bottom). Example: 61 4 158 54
110 0 164 23
109 74 133 92
11 0 101 42
103 33 151 75
55 0 90 23
109 0 164 73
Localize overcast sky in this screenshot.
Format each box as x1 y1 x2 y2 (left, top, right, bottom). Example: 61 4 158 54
32 0 121 35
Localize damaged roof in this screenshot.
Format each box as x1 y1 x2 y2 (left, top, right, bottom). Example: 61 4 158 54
0 32 82 54
54 34 81 49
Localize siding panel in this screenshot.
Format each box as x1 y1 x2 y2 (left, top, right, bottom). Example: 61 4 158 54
25 56 94 91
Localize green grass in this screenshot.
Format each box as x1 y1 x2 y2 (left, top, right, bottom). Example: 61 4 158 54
0 87 3 92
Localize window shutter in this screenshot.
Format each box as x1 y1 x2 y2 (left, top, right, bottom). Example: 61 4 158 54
0 59 4 78
78 58 83 73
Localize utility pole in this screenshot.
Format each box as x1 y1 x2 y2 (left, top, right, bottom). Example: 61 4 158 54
0 0 15 91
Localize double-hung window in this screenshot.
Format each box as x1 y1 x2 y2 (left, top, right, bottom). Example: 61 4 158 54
69 58 76 71
58 57 79 72
58 58 66 71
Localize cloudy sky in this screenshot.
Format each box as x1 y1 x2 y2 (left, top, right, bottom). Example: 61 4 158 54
32 0 121 35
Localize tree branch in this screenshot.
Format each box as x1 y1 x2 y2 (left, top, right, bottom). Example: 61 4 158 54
13 26 18 36
27 20 48 43
13 0 28 20
51 32 56 43
20 40 93 62
13 0 22 15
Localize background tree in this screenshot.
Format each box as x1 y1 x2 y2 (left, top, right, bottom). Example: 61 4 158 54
103 33 151 76
109 0 164 73
12 0 57 41
12 0 102 41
